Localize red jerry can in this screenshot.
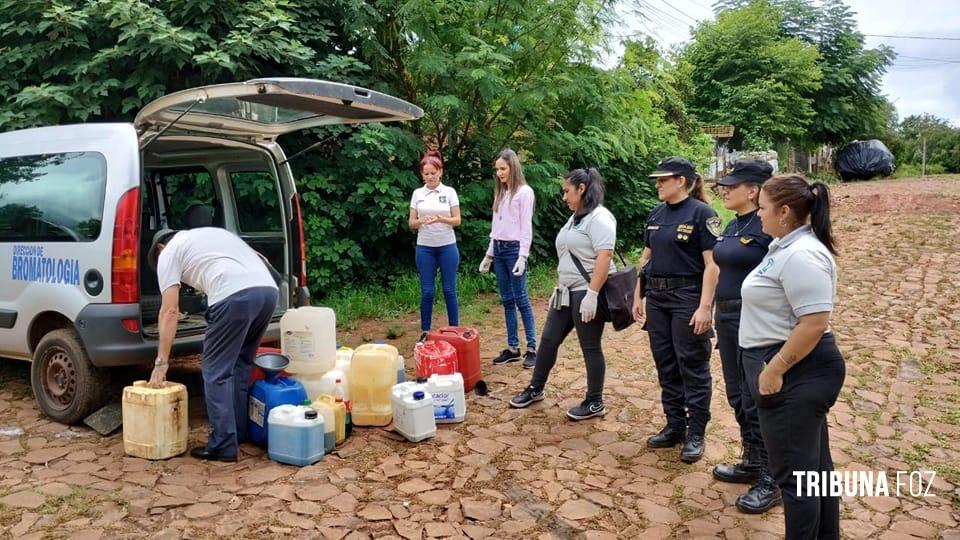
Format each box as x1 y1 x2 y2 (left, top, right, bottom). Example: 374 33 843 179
414 340 459 379
427 326 481 392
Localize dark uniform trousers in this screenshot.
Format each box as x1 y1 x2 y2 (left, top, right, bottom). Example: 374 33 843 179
715 306 764 455
202 286 278 456
645 286 713 435
742 333 845 540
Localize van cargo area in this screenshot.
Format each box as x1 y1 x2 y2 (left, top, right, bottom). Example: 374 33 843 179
138 136 290 338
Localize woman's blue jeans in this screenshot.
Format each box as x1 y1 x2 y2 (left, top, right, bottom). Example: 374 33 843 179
493 240 537 350
415 243 460 332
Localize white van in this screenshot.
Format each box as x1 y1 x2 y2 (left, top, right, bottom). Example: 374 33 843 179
0 78 422 423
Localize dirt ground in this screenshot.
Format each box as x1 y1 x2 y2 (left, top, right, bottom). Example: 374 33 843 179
1 176 958 540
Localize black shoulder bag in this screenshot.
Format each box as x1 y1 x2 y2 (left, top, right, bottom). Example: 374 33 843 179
568 251 638 331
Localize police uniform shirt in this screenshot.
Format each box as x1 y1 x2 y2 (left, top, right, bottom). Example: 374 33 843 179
739 225 837 349
555 205 617 292
410 183 460 247
713 210 772 301
157 227 277 307
643 197 719 277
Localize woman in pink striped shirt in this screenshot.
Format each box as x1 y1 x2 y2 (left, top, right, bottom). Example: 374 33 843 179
479 149 538 368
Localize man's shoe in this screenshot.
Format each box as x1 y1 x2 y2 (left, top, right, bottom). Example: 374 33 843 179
510 385 545 408
522 350 537 369
736 471 782 514
646 425 686 448
680 434 706 463
713 444 762 484
566 398 606 421
493 348 522 365
190 447 238 463
418 331 429 343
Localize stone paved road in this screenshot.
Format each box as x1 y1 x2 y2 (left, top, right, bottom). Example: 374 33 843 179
1 177 958 539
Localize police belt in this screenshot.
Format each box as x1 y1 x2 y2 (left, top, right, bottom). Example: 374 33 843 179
646 275 701 291
715 298 742 313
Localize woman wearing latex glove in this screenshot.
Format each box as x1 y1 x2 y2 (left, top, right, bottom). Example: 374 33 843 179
481 149 539 368
636 156 719 465
408 150 462 340
509 167 615 422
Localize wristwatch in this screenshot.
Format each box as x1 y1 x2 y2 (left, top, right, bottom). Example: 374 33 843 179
154 356 167 367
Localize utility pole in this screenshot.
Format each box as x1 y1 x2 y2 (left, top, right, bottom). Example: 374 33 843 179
921 136 926 177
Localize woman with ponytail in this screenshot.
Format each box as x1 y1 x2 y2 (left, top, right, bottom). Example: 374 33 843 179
739 174 844 539
633 157 720 464
509 168 616 421
408 150 461 338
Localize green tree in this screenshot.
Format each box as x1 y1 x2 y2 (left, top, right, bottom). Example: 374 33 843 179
681 0 822 149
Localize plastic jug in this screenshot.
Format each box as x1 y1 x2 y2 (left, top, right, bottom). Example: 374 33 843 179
349 344 397 427
391 382 436 443
267 405 324 466
122 381 188 460
428 326 482 392
280 307 337 376
414 340 459 379
315 368 349 402
396 355 406 384
249 376 308 448
316 394 346 444
426 373 466 424
309 400 337 453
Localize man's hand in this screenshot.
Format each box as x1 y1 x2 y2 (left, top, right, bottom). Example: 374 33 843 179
689 305 713 335
149 362 168 388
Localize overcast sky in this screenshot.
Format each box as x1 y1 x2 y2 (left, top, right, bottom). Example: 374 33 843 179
613 0 960 125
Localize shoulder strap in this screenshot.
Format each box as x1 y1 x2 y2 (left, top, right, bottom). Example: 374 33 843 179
568 251 592 283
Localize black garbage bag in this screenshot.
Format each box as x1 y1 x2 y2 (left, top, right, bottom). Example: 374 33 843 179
835 139 895 181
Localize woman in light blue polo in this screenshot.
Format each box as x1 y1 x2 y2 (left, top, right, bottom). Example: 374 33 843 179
408 150 461 338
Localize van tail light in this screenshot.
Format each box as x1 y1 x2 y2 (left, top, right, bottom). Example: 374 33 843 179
293 193 308 286
111 187 140 304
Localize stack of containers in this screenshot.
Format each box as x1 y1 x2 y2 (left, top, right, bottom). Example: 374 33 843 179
427 327 482 392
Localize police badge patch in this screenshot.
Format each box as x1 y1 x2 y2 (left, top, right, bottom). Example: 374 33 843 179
706 216 723 237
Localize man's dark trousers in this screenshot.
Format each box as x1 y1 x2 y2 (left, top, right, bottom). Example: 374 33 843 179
201 286 278 456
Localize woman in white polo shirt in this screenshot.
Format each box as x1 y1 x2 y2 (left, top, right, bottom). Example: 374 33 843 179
740 174 845 540
408 150 461 337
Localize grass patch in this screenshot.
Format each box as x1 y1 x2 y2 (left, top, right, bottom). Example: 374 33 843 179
317 263 557 330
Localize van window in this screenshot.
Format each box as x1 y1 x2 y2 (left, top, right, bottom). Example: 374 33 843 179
0 152 107 242
159 169 220 230
231 171 282 232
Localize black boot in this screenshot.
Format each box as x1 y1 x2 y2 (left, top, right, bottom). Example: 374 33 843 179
647 425 686 448
713 443 762 484
735 468 782 514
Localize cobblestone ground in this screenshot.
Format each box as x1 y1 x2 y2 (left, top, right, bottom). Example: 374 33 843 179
1 177 958 539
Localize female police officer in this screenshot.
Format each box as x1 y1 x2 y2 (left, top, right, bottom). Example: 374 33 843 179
709 160 780 514
633 157 719 463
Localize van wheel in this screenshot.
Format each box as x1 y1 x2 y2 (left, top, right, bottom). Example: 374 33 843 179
31 329 106 424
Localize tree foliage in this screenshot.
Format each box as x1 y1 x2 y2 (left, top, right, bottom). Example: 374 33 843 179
682 0 822 149
0 0 705 295
883 114 960 173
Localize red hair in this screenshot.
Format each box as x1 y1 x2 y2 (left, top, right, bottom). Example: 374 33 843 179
420 149 443 172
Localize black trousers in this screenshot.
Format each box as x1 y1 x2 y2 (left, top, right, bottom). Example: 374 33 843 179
742 333 845 540
530 290 606 400
645 286 713 435
715 306 764 455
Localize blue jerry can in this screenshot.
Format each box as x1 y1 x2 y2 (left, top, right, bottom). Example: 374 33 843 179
248 376 308 448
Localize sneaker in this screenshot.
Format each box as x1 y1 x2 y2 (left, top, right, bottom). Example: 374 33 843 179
522 350 537 369
509 385 545 408
493 348 522 365
418 331 428 343
566 398 606 420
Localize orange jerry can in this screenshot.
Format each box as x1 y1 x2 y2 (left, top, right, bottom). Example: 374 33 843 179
427 327 482 392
